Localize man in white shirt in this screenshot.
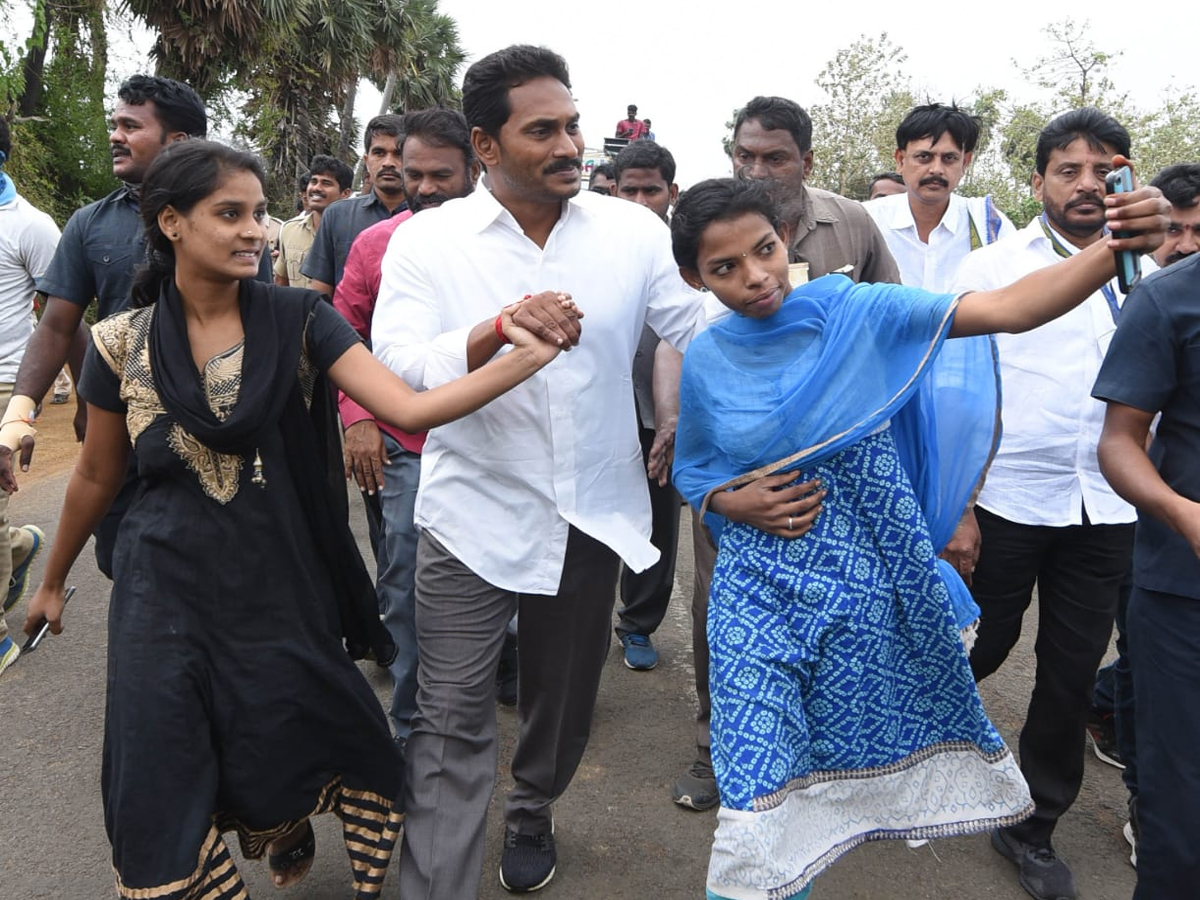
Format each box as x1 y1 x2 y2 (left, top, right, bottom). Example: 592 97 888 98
954 108 1150 900
373 45 701 898
867 103 1015 293
866 102 1016 587
0 119 56 675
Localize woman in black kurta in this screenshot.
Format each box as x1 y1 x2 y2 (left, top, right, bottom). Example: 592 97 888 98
23 140 569 899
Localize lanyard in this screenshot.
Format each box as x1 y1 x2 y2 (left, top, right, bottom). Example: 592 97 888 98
1039 215 1121 324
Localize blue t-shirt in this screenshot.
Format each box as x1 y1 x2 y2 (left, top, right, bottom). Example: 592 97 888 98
1092 254 1200 600
300 191 407 288
36 186 275 320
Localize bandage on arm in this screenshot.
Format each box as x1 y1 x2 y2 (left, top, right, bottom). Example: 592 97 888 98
0 394 38 451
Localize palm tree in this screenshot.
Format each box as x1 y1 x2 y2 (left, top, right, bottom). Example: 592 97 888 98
337 0 466 158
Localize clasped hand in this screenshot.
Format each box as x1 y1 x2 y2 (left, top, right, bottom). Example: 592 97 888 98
504 291 584 362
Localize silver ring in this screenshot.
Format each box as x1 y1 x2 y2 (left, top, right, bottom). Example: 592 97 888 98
788 516 793 530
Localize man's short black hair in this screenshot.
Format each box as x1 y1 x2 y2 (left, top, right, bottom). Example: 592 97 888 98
1035 108 1130 176
0 117 10 161
1150 163 1200 208
118 74 207 138
401 108 475 168
869 172 904 190
614 140 676 185
628 104 638 114
734 96 812 156
462 45 571 137
307 154 353 192
895 103 980 154
363 114 405 154
591 162 615 183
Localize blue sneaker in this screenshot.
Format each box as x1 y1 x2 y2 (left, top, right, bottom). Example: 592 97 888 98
0 636 19 677
6 525 45 612
619 632 658 671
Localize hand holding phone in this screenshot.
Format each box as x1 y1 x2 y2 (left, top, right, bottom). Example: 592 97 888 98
22 585 76 653
1106 166 1142 293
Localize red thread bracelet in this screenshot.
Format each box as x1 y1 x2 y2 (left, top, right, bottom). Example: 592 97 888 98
495 295 533 345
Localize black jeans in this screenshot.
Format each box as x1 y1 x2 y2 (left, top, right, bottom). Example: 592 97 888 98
1129 586 1200 899
1090 566 1138 795
969 506 1134 846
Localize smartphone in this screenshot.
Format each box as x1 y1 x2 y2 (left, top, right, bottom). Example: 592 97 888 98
1105 166 1142 293
22 585 76 653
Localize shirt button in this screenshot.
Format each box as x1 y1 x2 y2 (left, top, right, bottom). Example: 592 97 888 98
102 255 110 262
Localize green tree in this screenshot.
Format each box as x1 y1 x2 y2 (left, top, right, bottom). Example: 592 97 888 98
340 0 465 163
1136 91 1200 180
2 0 110 224
809 34 916 200
1021 19 1123 111
127 0 465 213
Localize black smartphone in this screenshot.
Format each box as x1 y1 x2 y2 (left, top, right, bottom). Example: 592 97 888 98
1105 166 1142 294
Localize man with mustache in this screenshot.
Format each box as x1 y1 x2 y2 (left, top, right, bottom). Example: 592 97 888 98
865 103 1015 592
953 108 1156 900
373 45 701 897
273 154 352 289
302 114 408 297
1149 163 1200 267
0 76 263 578
331 108 480 759
867 103 1015 294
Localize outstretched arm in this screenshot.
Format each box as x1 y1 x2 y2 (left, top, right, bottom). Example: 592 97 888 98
22 404 130 635
951 158 1168 338
331 304 567 434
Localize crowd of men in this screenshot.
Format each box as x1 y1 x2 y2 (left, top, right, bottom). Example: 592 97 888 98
0 41 1197 900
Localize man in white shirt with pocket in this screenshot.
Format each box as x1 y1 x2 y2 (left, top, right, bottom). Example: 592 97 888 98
865 101 1016 589
953 107 1154 900
373 44 701 899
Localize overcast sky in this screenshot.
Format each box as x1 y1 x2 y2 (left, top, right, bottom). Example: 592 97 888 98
66 1 1197 188
418 0 1198 187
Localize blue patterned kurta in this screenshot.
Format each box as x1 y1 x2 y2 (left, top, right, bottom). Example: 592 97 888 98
706 429 1031 899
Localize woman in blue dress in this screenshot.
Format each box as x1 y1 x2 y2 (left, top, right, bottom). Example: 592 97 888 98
668 176 1165 900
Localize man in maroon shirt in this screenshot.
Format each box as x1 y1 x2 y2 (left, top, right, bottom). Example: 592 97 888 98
334 107 480 752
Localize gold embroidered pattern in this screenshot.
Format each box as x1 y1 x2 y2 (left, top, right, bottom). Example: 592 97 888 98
93 306 317 504
167 425 242 504
92 310 162 444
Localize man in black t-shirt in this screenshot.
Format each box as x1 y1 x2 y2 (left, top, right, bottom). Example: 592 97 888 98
1093 253 1200 900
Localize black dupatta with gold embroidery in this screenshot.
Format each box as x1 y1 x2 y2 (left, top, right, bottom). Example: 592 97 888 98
148 279 396 665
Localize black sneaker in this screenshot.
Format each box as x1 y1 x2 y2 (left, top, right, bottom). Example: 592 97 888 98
991 827 1077 900
499 827 556 892
672 756 719 811
1085 710 1124 769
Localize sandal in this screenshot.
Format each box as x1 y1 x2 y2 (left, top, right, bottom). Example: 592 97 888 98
268 819 315 888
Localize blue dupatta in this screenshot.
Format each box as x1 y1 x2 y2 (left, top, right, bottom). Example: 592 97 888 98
673 275 1000 628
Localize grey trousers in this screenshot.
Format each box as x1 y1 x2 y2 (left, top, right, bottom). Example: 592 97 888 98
399 527 619 900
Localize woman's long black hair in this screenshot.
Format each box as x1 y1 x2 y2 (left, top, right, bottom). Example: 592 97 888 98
131 139 267 307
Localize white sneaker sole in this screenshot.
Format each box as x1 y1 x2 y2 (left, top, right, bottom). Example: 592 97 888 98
1123 821 1137 869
